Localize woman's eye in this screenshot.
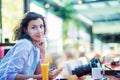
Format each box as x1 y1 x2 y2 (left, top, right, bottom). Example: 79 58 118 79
32 27 35 29
40 25 44 28
31 26 36 29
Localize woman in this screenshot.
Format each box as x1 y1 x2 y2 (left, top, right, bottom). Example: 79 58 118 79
0 12 63 80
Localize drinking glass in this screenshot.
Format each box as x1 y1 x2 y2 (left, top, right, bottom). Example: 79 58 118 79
41 62 49 80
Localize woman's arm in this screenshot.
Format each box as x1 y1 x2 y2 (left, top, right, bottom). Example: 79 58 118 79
34 38 46 60
34 65 64 80
15 68 63 80
34 61 42 74
15 74 42 80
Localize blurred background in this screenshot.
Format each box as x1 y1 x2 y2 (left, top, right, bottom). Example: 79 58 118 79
0 0 120 74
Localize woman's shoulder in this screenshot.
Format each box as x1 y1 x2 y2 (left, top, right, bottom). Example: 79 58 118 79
16 39 34 49
17 38 31 43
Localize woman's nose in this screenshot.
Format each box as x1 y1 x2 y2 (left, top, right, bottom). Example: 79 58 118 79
37 28 43 33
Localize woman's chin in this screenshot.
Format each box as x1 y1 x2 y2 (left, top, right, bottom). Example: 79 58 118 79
36 40 41 42
32 39 41 42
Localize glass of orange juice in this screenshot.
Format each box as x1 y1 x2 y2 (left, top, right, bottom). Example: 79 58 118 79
41 61 49 80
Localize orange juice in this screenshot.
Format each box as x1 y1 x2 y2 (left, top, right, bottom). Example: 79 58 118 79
45 58 53 63
41 62 49 80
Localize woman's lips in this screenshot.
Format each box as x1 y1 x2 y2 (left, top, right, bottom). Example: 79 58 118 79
36 35 42 38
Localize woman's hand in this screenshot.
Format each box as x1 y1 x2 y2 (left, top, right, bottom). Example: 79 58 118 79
49 67 64 80
34 38 46 59
35 39 46 52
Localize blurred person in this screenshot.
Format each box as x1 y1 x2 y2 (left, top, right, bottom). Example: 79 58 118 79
64 50 77 67
60 49 80 80
48 52 64 69
77 52 88 65
65 51 76 61
0 12 63 80
0 46 4 60
79 52 85 57
0 46 4 58
93 53 101 59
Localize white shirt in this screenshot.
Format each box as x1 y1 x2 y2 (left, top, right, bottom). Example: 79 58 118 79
0 39 40 80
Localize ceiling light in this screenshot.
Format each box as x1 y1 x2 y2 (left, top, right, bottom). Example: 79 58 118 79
78 0 83 5
45 3 50 9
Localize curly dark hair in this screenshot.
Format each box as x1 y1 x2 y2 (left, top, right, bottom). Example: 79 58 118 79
13 12 46 40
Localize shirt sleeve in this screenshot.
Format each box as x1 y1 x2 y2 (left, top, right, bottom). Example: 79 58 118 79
5 43 30 80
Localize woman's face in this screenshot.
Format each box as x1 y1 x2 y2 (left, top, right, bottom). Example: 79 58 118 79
26 18 44 42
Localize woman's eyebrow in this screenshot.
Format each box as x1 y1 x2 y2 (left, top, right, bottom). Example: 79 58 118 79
31 24 37 26
31 24 44 27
